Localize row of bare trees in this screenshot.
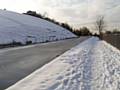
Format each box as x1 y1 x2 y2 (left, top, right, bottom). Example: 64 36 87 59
24 11 109 39
95 16 105 40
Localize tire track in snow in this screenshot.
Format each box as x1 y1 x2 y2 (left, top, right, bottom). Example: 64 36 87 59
50 38 120 90
7 37 120 90
49 38 98 90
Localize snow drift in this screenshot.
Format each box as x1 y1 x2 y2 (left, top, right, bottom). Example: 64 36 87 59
0 10 76 44
7 37 120 90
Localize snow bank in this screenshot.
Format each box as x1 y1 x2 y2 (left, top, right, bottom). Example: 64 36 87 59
0 10 76 44
7 37 120 90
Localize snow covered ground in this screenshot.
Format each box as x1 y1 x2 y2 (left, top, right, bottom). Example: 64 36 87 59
0 10 76 44
7 37 120 90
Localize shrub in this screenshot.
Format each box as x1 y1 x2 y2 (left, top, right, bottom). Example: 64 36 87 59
26 41 32 45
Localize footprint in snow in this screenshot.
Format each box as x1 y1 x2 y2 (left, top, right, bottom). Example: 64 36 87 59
56 76 63 80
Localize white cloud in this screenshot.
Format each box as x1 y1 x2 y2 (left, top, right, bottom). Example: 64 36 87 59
35 0 89 27
35 0 120 28
0 0 37 12
0 0 120 28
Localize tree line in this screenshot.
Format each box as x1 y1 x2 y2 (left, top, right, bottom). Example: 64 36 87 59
23 11 92 36
23 11 120 38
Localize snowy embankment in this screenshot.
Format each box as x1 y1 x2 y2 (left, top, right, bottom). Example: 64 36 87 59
0 10 76 45
7 37 120 90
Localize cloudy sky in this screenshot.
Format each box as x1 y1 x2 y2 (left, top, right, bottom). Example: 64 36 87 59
0 0 120 28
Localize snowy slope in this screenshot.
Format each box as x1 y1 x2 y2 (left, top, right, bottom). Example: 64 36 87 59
0 10 76 44
7 37 120 90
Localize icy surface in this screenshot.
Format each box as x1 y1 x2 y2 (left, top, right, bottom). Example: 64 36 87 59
0 10 76 44
7 37 120 90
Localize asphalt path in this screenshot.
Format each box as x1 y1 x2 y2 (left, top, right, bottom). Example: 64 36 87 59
0 37 89 89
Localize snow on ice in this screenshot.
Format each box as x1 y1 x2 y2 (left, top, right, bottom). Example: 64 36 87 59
7 37 120 90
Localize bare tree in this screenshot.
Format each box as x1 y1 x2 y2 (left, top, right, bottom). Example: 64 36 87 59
43 12 48 18
95 15 105 40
